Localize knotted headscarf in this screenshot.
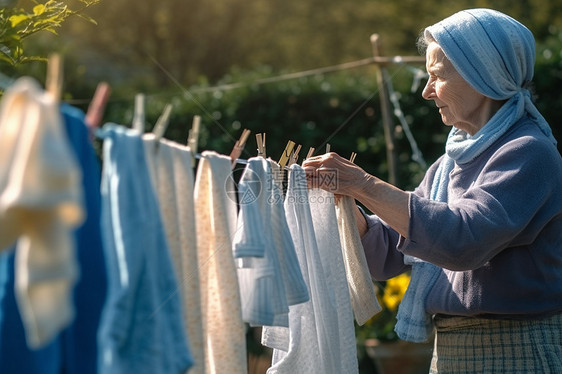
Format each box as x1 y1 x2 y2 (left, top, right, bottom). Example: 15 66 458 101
426 8 555 149
395 9 556 343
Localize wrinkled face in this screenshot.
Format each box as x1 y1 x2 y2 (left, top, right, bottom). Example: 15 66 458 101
422 42 490 135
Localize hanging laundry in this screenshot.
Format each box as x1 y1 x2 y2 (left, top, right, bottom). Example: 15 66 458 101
0 77 84 349
194 151 248 374
234 157 289 326
97 124 193 374
309 188 358 374
143 134 205 374
263 164 350 374
267 160 309 308
335 196 381 325
0 103 108 374
233 157 308 328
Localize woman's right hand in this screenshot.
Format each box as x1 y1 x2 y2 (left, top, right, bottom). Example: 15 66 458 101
302 152 371 199
303 152 411 238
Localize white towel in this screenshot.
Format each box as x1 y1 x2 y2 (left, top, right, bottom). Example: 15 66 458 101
194 151 247 374
309 189 358 374
265 166 355 374
143 135 205 374
0 77 83 348
169 140 205 374
335 196 381 325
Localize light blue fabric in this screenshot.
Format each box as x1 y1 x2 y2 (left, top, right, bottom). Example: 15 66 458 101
395 8 556 343
234 157 290 326
97 124 193 374
0 252 8 354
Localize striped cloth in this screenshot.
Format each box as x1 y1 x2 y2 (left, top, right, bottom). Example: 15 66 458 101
431 313 562 373
233 157 290 327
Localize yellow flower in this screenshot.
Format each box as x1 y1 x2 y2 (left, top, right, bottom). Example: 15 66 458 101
382 273 410 311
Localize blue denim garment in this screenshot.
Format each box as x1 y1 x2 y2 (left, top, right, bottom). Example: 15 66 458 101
97 124 193 374
0 104 108 373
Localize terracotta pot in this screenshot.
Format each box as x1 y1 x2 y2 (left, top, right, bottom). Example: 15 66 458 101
363 338 433 374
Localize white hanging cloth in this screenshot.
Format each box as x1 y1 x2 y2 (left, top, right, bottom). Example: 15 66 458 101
263 165 357 374
233 157 309 327
0 77 83 348
194 151 247 374
142 135 205 374
336 196 381 325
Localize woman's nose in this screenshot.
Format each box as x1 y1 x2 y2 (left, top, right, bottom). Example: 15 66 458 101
422 79 434 100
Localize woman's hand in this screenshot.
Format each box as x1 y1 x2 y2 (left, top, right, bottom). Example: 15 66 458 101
303 151 411 238
302 152 370 199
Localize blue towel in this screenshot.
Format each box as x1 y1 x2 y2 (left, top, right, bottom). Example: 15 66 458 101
395 8 556 343
97 124 193 374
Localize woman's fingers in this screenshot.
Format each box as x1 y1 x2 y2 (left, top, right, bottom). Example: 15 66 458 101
304 166 340 191
301 152 369 197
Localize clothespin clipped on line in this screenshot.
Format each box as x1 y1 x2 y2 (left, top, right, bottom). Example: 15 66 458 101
187 115 201 164
256 133 266 158
85 82 111 132
287 144 301 167
301 147 315 166
325 143 331 154
152 103 173 142
278 140 296 170
46 53 63 104
349 152 357 164
132 93 146 133
230 128 251 169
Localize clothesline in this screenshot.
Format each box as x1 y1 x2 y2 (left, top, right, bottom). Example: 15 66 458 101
155 51 428 166
65 54 426 106
80 51 429 177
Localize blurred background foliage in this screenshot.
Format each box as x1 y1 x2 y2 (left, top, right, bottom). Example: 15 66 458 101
2 0 560 191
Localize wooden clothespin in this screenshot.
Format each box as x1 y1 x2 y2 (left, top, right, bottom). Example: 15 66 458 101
187 115 201 163
46 53 63 103
152 103 173 141
325 143 331 154
85 81 111 131
349 152 357 164
278 140 296 169
288 144 301 166
132 93 146 133
229 128 251 168
301 147 315 166
256 133 266 157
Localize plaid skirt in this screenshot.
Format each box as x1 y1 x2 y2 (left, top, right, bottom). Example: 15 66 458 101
430 313 562 374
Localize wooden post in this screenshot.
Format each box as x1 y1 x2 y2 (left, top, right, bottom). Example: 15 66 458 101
371 34 398 186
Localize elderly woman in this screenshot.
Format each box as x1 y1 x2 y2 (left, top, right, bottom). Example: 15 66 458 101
303 8 562 373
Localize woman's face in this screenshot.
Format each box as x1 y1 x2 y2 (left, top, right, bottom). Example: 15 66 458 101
422 42 491 135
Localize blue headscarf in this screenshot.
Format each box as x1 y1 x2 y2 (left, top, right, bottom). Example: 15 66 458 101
426 8 556 163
